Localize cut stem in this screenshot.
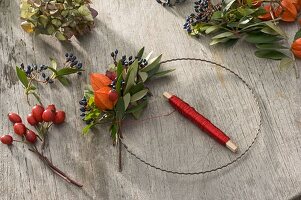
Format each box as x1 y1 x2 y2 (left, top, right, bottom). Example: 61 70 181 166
29 146 83 187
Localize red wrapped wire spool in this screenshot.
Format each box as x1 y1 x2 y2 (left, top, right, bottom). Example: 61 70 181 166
163 92 238 153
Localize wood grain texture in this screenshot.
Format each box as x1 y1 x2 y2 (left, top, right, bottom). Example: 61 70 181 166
1 0 301 199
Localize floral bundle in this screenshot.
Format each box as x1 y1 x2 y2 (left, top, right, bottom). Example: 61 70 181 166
20 0 98 40
79 47 174 143
184 0 301 70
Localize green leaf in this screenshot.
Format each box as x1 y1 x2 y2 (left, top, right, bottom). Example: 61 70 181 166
129 82 145 95
56 68 84 76
141 55 162 72
116 74 123 95
210 38 230 45
256 43 288 50
245 33 282 44
57 76 70 86
115 98 125 120
254 50 288 60
50 58 57 70
264 21 287 38
39 15 48 28
145 51 153 61
47 66 58 75
131 109 144 119
117 60 123 77
16 66 29 87
124 60 138 93
78 5 93 21
153 69 175 78
136 47 145 59
146 65 160 78
212 32 234 39
239 17 253 25
279 57 294 70
223 0 236 12
130 89 148 102
211 11 222 20
55 31 66 41
110 123 118 140
138 71 148 82
123 93 131 110
83 123 95 134
205 26 219 34
294 29 301 40
126 100 148 114
260 27 278 35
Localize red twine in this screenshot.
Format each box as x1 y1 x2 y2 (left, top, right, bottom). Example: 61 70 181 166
168 95 230 145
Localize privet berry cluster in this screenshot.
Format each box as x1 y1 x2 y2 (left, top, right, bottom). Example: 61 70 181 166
0 105 81 187
16 53 84 105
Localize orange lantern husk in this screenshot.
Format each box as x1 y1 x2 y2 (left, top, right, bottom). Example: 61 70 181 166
90 73 112 91
94 86 118 111
292 0 301 11
258 5 273 21
274 0 297 22
292 38 301 58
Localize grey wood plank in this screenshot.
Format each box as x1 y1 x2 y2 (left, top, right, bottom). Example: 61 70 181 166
0 0 301 200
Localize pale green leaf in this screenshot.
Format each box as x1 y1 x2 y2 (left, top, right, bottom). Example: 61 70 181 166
123 93 131 110
279 57 294 70
212 32 234 39
130 89 148 102
141 55 162 72
16 66 29 87
138 71 148 82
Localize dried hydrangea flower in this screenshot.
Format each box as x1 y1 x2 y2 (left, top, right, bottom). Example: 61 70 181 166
20 0 98 40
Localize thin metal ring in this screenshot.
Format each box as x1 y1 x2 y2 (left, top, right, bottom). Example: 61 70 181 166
121 58 262 175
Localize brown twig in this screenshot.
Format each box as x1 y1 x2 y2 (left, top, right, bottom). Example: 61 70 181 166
29 146 83 187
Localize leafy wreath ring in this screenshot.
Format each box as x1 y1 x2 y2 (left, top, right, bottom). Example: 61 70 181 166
120 58 263 175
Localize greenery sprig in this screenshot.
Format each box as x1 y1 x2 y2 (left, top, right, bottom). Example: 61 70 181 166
184 0 301 72
20 0 98 40
16 53 84 105
79 47 174 144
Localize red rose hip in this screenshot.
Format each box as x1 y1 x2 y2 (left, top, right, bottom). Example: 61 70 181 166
0 135 13 145
53 110 66 124
46 104 56 112
13 123 26 136
32 105 44 122
42 109 55 122
8 113 22 123
109 90 118 101
27 113 38 126
25 130 37 143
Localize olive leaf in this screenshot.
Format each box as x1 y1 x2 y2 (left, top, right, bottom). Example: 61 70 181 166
245 33 282 44
130 89 148 103
123 93 131 110
16 66 29 87
254 50 288 60
141 55 162 72
124 60 138 93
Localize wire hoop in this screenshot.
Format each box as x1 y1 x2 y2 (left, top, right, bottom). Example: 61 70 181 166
121 58 262 175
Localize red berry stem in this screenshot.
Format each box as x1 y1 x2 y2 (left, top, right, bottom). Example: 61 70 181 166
28 146 83 187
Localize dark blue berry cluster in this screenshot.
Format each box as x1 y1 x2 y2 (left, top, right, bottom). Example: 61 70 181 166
156 0 186 6
20 63 54 84
111 49 148 68
184 0 221 34
65 53 83 75
78 97 92 124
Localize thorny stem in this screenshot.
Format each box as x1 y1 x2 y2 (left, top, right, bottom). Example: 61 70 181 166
28 146 83 187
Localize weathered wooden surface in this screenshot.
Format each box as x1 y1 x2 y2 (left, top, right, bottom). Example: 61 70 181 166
1 0 301 199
